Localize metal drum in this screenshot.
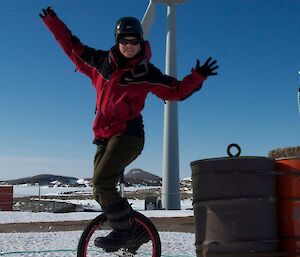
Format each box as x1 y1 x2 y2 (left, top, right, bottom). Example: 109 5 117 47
276 157 300 256
191 144 278 257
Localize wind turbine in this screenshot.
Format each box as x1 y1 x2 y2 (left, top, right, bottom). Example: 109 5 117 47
141 0 187 210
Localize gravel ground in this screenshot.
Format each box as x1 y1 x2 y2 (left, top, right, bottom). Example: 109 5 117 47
0 216 195 233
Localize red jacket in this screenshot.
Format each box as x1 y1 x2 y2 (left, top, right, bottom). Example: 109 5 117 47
42 14 206 140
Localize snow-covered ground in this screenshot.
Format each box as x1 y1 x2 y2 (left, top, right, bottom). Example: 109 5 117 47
12 184 162 197
1 185 196 256
8 184 193 223
0 209 194 224
0 231 196 257
1 208 196 257
0 208 196 256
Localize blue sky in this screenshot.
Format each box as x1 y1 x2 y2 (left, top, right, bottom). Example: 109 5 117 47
1 0 300 180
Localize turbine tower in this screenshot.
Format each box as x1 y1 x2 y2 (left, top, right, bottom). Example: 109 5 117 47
141 0 186 210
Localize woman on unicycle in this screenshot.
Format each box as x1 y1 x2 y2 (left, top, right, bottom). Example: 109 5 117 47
40 6 218 254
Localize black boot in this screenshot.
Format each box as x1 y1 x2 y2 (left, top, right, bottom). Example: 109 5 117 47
94 198 137 251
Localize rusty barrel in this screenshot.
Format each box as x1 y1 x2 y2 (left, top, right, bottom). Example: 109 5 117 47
191 155 278 257
276 157 300 256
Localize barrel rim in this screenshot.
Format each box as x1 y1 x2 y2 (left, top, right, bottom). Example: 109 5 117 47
276 156 300 161
190 156 274 166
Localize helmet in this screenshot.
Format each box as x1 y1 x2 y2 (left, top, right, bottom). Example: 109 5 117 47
115 17 143 42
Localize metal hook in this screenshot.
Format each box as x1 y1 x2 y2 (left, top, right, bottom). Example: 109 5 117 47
227 143 241 157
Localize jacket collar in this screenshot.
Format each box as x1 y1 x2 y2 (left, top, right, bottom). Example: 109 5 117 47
109 41 151 68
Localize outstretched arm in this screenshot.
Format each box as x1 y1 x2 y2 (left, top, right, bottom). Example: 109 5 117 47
149 57 218 101
39 7 98 80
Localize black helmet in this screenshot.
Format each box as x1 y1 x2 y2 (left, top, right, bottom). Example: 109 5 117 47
115 17 143 42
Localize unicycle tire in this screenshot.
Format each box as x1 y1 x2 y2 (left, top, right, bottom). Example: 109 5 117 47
77 210 161 257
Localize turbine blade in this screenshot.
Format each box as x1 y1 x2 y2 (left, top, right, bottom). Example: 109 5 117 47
141 1 156 39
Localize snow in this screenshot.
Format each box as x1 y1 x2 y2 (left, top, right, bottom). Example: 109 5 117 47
1 185 196 257
0 210 196 254
0 207 196 256
0 208 196 256
8 184 194 224
29 198 192 212
1 197 193 224
0 209 193 224
0 231 196 257
13 184 163 197
13 184 93 197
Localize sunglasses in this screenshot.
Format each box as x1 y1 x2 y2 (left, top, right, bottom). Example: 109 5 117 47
119 38 140 46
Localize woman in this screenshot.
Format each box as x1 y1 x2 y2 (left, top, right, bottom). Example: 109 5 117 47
40 7 218 250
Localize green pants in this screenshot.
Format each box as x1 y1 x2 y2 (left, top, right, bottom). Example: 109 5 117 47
93 135 144 207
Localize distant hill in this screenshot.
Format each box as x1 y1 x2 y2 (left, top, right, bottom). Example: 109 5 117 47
124 169 162 186
3 174 78 186
2 169 163 187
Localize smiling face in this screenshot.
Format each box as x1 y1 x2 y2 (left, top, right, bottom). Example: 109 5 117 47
118 36 141 59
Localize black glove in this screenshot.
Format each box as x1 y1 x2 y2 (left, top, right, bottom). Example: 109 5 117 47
195 57 218 77
39 6 56 18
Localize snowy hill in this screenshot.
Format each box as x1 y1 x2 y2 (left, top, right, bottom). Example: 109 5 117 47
2 171 192 191
124 169 162 186
3 174 78 186
2 169 164 187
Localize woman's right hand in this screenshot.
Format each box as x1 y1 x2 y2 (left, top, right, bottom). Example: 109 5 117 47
39 6 56 19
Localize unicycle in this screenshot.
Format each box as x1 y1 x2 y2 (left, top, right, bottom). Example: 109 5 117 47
77 172 161 257
77 210 161 257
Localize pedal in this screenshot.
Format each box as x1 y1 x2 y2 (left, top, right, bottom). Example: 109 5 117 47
114 249 135 257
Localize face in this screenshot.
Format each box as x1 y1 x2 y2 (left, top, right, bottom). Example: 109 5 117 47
118 36 141 58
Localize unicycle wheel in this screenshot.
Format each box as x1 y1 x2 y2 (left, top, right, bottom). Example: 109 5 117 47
77 210 161 257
